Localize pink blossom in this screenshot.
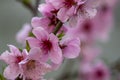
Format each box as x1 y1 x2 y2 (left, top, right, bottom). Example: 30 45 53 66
19 48 51 80
60 37 81 58
31 16 67 34
79 61 110 80
38 3 57 17
27 27 62 64
91 61 110 80
92 1 115 42
46 0 85 22
31 17 57 33
65 19 96 43
16 23 32 44
0 45 28 79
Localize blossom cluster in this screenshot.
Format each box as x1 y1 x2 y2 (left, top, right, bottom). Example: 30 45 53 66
0 0 117 80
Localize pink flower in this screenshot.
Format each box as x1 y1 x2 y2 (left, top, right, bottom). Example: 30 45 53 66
65 19 96 43
38 3 57 17
16 23 32 45
68 0 100 27
19 48 51 80
92 1 115 42
0 45 28 79
31 17 56 33
60 37 81 58
31 16 67 34
47 0 84 22
79 61 110 80
91 61 110 80
27 27 62 64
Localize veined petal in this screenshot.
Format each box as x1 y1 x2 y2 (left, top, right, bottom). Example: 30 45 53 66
32 27 49 40
49 47 62 64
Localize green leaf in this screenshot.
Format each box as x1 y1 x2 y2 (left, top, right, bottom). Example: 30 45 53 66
28 32 35 37
57 31 65 40
26 40 31 52
0 74 5 80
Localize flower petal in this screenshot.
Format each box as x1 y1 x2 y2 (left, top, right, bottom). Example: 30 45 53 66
32 27 49 40
49 47 62 64
27 37 40 48
8 45 21 56
0 51 15 64
4 64 21 79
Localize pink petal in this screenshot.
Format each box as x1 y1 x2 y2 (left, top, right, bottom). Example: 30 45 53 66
61 38 81 58
16 23 31 44
57 8 69 22
28 47 42 60
8 45 21 56
27 37 40 48
22 49 28 58
49 33 58 43
4 64 21 79
63 45 80 58
49 47 62 64
31 17 50 28
20 60 51 80
0 51 16 64
32 27 49 40
38 3 54 16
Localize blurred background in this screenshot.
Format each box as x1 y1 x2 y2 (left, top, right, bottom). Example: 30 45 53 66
0 0 120 79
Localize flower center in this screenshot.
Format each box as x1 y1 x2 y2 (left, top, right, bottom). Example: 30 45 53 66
26 60 36 70
95 69 104 78
49 15 59 26
16 56 24 63
83 21 92 33
101 5 109 13
64 0 76 8
41 40 52 53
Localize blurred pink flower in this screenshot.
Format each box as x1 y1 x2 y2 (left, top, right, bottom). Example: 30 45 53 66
79 61 110 80
0 45 28 79
91 61 110 80
27 27 62 64
60 37 81 58
16 23 32 45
